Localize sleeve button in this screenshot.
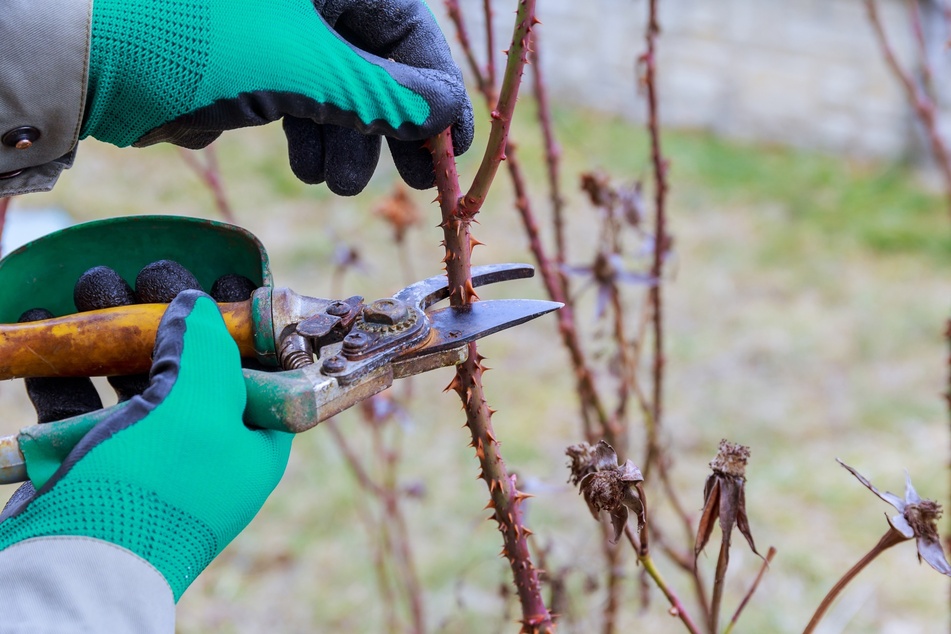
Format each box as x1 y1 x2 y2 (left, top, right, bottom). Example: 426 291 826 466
2 127 41 150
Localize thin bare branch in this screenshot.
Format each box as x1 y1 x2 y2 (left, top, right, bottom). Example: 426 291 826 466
530 30 568 270
865 0 951 215
802 528 906 634
179 146 237 223
624 525 703 634
0 197 10 256
724 546 776 634
432 127 554 634
463 0 539 213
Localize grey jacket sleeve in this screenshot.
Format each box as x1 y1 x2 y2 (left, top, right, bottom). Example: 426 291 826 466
0 536 175 632
0 0 92 196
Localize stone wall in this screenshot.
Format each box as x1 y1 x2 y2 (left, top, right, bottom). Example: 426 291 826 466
437 0 951 159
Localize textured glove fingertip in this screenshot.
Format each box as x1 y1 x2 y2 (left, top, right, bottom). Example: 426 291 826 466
135 260 202 304
386 138 435 190
211 275 257 303
284 117 326 185
450 99 475 157
323 126 381 196
74 266 136 312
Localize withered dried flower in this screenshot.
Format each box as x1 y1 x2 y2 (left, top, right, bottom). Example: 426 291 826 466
567 440 645 542
563 252 653 318
579 171 614 208
374 185 422 243
617 181 644 228
579 171 644 228
837 459 951 575
695 439 759 558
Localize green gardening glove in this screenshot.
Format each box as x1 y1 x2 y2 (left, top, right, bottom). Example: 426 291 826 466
81 0 474 195
0 291 292 601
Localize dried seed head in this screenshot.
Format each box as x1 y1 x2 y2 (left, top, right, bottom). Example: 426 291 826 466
696 440 760 559
581 470 629 514
568 440 646 541
904 499 943 544
710 439 750 478
837 459 951 576
566 442 598 485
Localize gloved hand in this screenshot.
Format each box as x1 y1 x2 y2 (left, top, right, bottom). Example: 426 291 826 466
81 0 475 195
0 289 292 601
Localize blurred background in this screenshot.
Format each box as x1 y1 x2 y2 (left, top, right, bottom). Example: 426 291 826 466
1 0 949 632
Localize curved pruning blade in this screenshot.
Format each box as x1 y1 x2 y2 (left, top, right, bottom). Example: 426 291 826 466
394 263 536 310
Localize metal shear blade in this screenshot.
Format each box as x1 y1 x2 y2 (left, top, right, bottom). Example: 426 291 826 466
402 299 562 362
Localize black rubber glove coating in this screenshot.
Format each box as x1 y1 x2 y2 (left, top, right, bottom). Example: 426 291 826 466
210 274 257 302
6 304 104 512
18 308 104 424
74 265 137 312
280 0 474 193
284 120 383 196
135 260 203 303
73 266 150 401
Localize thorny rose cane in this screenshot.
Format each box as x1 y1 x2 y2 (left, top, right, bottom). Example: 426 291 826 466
429 0 555 631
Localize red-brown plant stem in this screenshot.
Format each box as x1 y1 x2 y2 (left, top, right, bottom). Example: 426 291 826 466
724 546 776 634
444 0 614 446
802 527 907 634
610 284 634 429
462 0 538 213
637 3 700 582
601 525 622 634
905 0 934 97
506 147 615 445
444 0 494 100
637 8 711 625
0 197 10 254
643 0 670 476
529 32 568 271
483 0 497 95
865 0 951 215
652 529 712 624
506 137 622 632
432 127 553 634
428 4 553 629
179 146 237 223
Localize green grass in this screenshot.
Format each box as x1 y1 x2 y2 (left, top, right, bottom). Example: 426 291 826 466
525 106 951 262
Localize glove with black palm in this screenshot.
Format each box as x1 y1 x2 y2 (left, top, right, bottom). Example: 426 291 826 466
81 0 474 195
0 263 287 608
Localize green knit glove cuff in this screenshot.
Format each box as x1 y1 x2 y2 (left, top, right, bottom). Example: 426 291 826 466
81 0 431 146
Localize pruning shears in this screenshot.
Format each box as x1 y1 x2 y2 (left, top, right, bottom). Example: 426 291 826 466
0 216 560 485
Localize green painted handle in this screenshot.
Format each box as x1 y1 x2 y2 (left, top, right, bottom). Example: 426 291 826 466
6 367 328 486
